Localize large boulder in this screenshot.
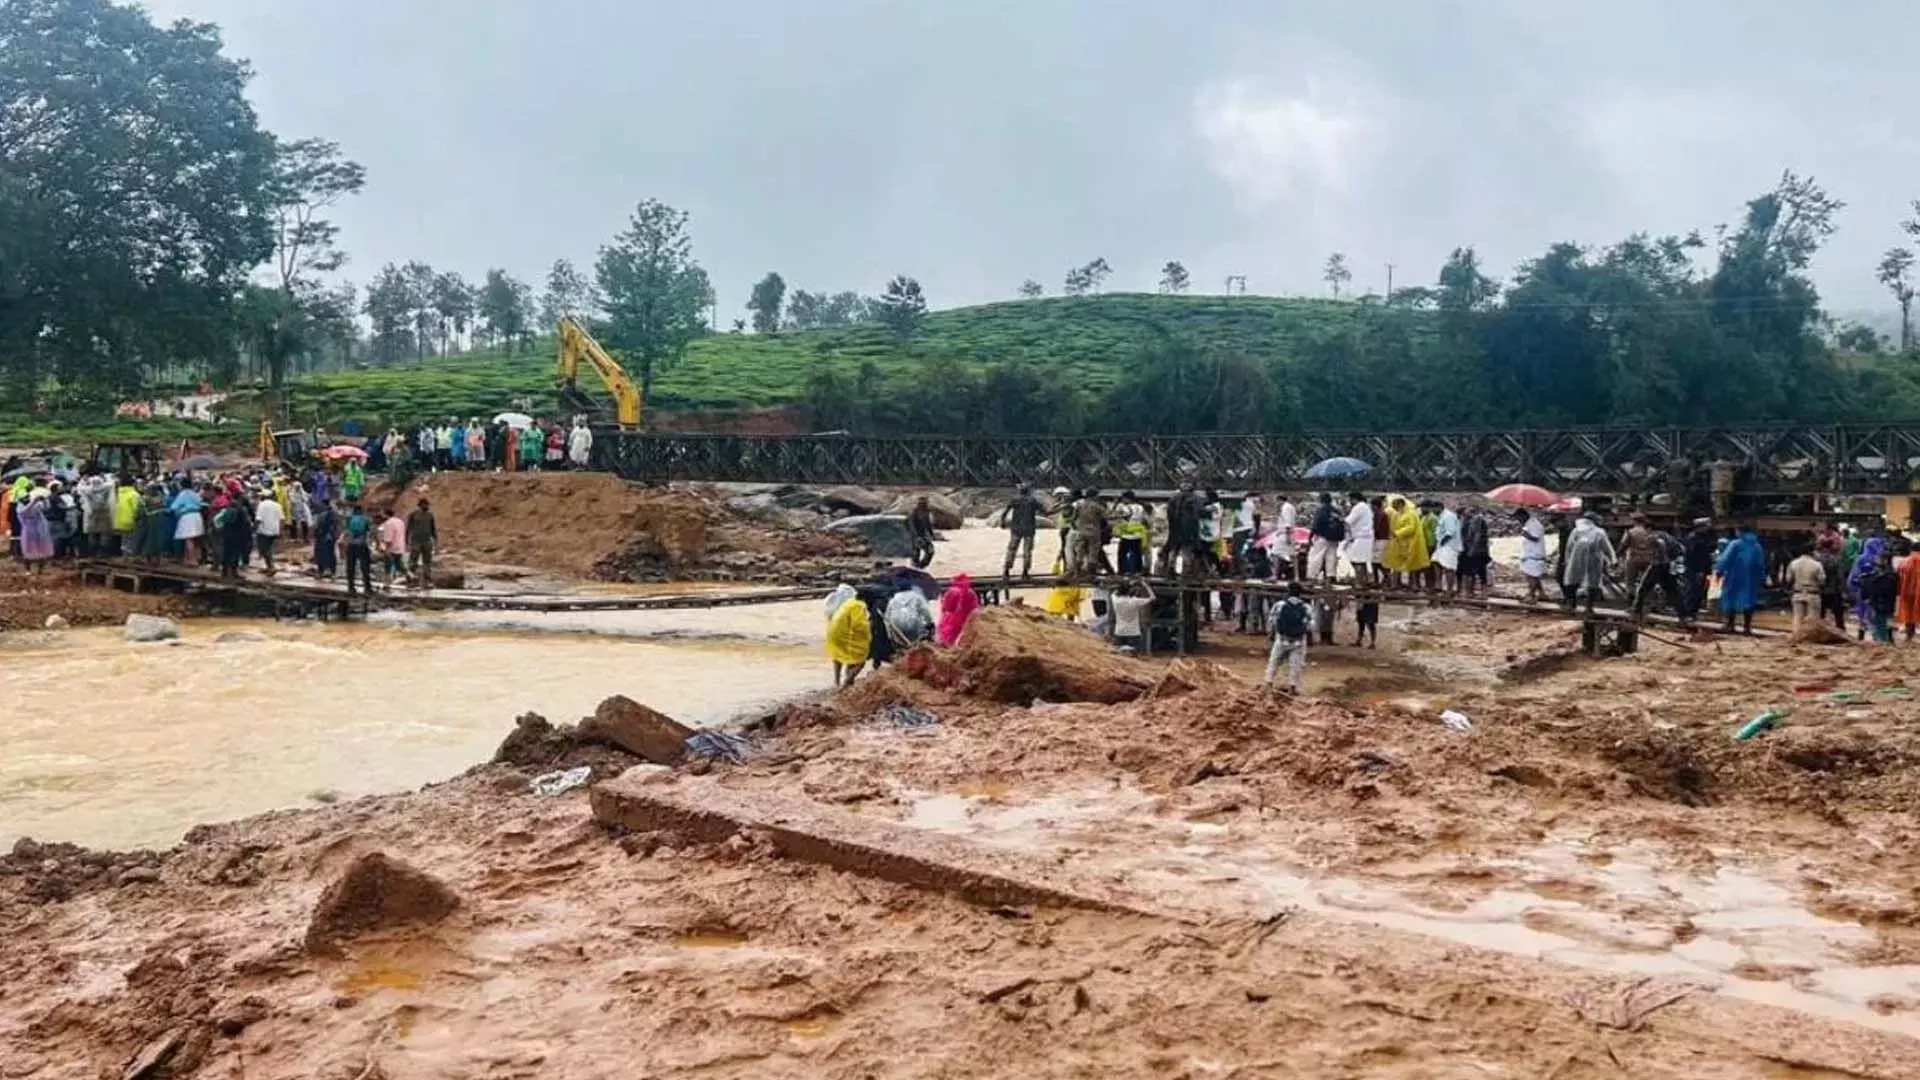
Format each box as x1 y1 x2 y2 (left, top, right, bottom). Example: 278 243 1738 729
825 514 916 559
951 606 1156 705
814 485 890 515
578 695 694 766
304 852 459 951
883 492 965 530
123 614 180 643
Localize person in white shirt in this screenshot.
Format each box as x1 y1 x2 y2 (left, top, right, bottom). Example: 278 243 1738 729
1342 492 1376 586
1109 581 1154 651
253 489 284 574
567 420 593 469
1273 495 1298 580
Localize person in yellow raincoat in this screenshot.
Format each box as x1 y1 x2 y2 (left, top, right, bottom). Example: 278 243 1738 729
111 479 140 555
1382 496 1430 587
825 591 872 688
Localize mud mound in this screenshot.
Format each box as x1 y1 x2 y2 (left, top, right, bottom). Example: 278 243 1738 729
1147 659 1248 699
491 711 647 777
305 852 459 951
388 472 866 583
952 606 1154 705
0 562 194 632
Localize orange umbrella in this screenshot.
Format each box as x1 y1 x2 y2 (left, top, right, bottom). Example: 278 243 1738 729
1484 483 1560 508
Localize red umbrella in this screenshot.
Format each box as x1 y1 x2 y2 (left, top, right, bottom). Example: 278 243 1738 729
1484 483 1560 508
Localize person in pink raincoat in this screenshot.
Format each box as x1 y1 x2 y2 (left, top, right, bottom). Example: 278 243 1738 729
935 572 981 645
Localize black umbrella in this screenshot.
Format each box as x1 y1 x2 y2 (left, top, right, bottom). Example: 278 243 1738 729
174 455 221 471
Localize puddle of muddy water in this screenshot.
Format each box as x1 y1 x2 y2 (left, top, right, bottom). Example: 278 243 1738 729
0 618 828 851
887 782 1920 1036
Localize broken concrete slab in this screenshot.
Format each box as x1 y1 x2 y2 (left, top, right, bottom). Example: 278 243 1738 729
590 771 1164 917
578 695 693 766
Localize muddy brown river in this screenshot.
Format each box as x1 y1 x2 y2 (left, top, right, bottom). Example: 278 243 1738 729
1 615 828 851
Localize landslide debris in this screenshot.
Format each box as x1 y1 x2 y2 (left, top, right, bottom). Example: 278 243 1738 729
949 606 1156 705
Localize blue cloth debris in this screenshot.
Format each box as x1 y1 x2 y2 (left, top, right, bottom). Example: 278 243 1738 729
685 730 752 764
884 705 938 729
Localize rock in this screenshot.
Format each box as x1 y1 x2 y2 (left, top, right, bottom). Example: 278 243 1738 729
213 630 266 644
1791 621 1853 646
949 606 1156 705
214 996 271 1037
815 485 890 514
42 614 68 630
726 492 786 520
122 614 180 643
115 865 160 886
121 1026 187 1080
429 560 466 590
883 492 965 530
825 514 916 559
578 696 694 766
304 852 460 951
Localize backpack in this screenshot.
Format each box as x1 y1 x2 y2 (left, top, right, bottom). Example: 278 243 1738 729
1272 596 1310 639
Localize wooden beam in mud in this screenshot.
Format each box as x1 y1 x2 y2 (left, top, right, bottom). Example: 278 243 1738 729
590 770 1176 919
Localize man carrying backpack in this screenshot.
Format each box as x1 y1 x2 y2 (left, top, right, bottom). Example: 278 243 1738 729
1265 581 1311 695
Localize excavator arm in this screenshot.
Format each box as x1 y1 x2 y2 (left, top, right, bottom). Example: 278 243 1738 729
555 316 642 428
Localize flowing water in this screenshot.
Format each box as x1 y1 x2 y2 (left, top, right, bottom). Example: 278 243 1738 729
0 614 828 851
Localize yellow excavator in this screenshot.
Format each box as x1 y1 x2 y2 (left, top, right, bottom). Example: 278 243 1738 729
555 315 642 429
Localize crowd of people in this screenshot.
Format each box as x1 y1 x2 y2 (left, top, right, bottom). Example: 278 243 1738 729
356 417 594 474
1 462 439 597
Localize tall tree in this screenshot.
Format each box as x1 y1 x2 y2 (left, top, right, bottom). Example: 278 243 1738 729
537 258 592 327
1879 248 1915 353
431 271 474 354
254 136 365 417
1063 266 1092 296
400 261 438 358
0 0 278 403
1018 279 1044 299
593 198 710 404
1323 253 1353 298
747 271 787 334
476 269 533 351
1084 257 1113 293
362 264 415 364
1159 261 1190 294
875 275 927 339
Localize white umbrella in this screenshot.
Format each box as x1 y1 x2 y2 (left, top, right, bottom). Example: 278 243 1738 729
492 412 534 429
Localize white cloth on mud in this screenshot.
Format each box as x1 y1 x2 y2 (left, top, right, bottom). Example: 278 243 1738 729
823 583 857 621
1519 514 1547 578
884 589 935 643
1562 518 1616 595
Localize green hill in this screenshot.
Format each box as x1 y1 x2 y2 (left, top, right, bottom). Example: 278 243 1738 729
289 293 1401 428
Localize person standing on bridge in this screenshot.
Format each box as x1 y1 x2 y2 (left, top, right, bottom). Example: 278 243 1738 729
17 490 51 573
253 486 282 576
1561 514 1615 615
1271 493 1298 581
377 508 407 589
1459 507 1490 598
999 484 1042 579
169 482 205 566
1307 492 1343 583
1113 491 1148 575
1067 490 1105 578
341 502 374 597
1383 497 1430 589
1517 509 1549 604
1162 482 1205 577
1342 492 1375 586
406 498 439 590
1715 526 1765 635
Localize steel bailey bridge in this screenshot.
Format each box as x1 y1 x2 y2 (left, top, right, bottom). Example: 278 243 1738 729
592 425 1920 494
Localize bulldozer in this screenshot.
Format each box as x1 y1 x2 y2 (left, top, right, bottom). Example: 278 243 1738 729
554 315 641 429
257 421 333 468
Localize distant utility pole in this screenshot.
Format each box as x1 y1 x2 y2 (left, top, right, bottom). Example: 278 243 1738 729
1224 275 1247 296
1385 263 1395 298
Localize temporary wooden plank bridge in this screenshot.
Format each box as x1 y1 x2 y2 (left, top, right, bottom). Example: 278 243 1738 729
74 560 1757 652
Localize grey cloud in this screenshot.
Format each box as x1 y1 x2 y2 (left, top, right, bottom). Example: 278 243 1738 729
142 0 1918 312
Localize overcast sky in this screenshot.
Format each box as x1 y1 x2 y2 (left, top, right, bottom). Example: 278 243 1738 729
144 0 1918 317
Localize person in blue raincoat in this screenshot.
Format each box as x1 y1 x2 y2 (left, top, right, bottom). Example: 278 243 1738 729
1715 526 1766 634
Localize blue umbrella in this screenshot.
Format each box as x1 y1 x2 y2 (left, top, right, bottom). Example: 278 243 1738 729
1304 456 1372 480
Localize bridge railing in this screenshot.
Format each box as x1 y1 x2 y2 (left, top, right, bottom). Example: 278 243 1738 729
593 425 1920 494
